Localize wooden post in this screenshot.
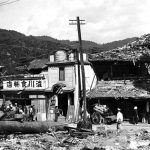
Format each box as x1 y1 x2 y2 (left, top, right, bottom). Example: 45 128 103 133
3 94 5 104
76 50 81 121
45 96 49 120
74 63 79 122
69 16 87 121
76 16 87 119
146 101 149 112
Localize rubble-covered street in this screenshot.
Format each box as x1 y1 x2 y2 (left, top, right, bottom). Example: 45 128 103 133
1 123 150 150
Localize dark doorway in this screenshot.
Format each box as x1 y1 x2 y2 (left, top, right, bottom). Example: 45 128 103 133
58 94 68 117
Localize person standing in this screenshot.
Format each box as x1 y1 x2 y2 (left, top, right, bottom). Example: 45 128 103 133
14 103 19 114
32 105 37 121
29 105 33 121
54 106 60 122
133 106 139 125
116 108 123 132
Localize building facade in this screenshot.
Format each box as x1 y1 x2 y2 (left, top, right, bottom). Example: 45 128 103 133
0 50 96 122
0 59 49 121
87 34 150 123
45 49 96 122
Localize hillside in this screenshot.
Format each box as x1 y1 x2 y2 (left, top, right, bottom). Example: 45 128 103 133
0 29 137 75
35 36 102 51
36 35 137 53
99 37 138 52
0 29 71 75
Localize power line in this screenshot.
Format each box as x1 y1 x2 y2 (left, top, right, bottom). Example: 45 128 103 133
0 0 20 6
0 0 9 5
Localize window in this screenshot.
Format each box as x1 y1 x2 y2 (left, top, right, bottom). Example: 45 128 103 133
59 67 65 81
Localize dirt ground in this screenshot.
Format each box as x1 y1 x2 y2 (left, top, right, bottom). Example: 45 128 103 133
1 122 150 150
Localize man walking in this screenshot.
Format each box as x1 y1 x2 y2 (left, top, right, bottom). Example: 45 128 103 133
54 106 60 122
116 108 123 132
133 106 139 125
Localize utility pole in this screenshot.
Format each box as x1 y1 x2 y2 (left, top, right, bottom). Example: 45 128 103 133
69 16 87 120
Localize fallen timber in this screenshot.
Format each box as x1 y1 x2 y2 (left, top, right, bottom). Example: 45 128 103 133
0 121 67 134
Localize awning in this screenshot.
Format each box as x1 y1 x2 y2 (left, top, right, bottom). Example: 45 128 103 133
45 82 74 94
0 89 45 95
87 80 150 99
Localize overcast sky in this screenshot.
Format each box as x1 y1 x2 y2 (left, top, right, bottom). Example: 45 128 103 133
0 0 150 43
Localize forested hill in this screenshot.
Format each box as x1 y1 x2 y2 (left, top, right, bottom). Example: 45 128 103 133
37 36 137 53
0 29 136 75
99 37 137 52
0 29 71 75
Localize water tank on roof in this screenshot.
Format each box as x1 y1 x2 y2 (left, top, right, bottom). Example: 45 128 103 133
55 50 67 62
50 55 54 62
68 53 74 61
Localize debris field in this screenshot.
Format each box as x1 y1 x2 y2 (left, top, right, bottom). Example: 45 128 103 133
1 124 150 150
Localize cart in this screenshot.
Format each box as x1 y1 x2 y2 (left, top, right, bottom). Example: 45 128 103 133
91 104 117 124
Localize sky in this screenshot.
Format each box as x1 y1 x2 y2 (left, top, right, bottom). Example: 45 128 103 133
0 0 150 43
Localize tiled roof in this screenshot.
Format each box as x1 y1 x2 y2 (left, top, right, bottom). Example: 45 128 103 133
87 80 150 99
89 34 150 62
27 59 48 70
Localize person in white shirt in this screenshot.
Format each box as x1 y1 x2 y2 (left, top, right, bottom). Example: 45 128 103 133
116 108 123 132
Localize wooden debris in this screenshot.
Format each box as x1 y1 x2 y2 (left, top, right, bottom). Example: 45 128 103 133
89 34 150 62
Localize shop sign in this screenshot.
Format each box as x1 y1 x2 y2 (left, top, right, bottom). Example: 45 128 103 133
3 79 46 90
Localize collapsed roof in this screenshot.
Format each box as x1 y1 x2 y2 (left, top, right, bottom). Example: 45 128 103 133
89 34 150 62
87 80 150 99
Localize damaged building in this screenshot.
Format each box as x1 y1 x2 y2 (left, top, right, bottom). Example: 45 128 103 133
87 34 150 123
0 59 49 121
45 49 96 122
0 49 96 122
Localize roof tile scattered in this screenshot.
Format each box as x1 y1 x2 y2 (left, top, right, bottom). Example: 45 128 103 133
89 34 150 62
27 59 48 70
87 80 150 99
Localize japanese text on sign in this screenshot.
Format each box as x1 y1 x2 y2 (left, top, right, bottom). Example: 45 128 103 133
3 79 46 90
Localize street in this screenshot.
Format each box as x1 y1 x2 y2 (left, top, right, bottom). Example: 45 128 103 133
0 121 150 150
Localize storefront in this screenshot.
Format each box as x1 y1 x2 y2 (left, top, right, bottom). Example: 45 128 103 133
87 80 150 123
0 74 48 121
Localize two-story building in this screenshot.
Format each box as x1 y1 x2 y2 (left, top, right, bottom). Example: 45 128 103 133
0 49 96 122
45 49 96 122
87 34 150 123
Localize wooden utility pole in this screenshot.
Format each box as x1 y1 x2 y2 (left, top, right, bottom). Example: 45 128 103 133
69 16 87 120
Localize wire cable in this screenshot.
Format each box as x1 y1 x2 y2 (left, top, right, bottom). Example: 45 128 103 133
0 0 10 5
0 0 20 6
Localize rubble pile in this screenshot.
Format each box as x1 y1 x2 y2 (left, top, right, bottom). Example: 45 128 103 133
0 126 150 150
93 104 109 114
89 34 150 62
87 80 150 99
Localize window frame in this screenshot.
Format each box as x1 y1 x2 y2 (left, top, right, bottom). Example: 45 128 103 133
59 67 65 81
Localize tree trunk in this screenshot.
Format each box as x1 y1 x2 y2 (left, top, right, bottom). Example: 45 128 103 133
0 121 63 134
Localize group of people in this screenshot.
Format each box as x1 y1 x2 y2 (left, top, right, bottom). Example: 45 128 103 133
0 103 37 121
1 103 24 114
116 106 139 132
